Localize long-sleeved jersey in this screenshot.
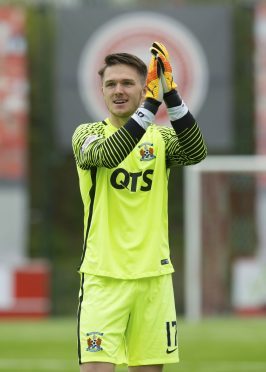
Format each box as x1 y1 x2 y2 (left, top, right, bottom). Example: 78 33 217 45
72 114 207 279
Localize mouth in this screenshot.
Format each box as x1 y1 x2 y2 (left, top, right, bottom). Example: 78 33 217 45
113 99 128 105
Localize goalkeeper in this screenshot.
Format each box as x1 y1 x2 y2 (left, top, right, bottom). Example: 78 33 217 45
72 42 207 372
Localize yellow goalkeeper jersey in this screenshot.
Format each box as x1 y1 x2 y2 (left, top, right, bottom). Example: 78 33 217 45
72 117 206 279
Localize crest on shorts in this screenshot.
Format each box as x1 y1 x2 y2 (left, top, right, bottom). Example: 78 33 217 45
86 331 104 352
139 142 156 161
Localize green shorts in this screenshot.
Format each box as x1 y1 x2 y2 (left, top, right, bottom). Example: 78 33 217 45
77 273 179 366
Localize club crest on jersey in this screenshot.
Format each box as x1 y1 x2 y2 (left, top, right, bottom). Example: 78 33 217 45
86 332 104 352
138 142 156 161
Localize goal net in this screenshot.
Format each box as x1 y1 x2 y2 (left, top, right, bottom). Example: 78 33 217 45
184 156 266 320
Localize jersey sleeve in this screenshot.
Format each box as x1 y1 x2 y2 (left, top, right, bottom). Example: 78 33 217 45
72 121 145 169
158 122 207 168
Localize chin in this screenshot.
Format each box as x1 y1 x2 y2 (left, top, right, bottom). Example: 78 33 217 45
113 110 132 118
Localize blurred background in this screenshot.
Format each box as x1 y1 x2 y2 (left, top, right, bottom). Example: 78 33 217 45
0 0 266 371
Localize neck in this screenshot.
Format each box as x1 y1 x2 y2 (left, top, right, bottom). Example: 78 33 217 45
109 114 130 129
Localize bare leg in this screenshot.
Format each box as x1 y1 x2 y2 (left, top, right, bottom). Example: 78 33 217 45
128 365 163 372
80 362 115 372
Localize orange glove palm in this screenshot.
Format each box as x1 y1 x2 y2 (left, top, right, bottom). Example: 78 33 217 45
145 54 163 103
150 41 177 93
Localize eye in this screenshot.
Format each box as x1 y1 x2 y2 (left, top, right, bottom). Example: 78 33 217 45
105 82 115 87
124 81 134 86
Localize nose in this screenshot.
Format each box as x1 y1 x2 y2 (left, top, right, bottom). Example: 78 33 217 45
114 83 123 94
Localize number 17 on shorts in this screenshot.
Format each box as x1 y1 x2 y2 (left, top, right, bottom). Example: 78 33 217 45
166 321 178 354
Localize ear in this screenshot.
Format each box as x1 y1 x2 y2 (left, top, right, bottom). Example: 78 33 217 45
142 85 147 100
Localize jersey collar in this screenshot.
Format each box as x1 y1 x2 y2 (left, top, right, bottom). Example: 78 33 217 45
103 118 120 133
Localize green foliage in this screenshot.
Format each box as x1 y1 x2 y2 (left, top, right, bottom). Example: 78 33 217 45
27 6 56 259
26 7 83 315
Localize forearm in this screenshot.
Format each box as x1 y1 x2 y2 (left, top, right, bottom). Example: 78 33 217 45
167 90 207 160
86 126 142 169
73 101 159 169
177 122 207 163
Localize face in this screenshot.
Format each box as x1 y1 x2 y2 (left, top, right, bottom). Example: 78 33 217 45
101 64 146 121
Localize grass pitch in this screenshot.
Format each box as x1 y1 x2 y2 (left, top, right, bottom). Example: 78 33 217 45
0 317 265 371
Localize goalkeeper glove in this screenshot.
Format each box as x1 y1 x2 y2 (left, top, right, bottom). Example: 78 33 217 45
150 41 190 123
131 53 162 131
145 53 163 104
150 41 178 95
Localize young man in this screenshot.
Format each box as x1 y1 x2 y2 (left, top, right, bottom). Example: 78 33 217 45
72 42 207 372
